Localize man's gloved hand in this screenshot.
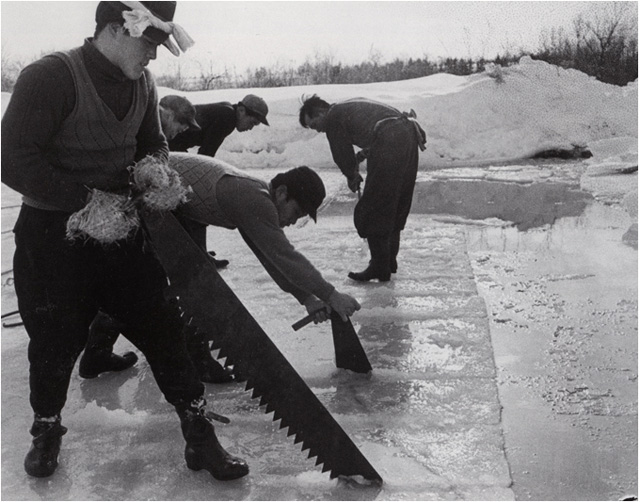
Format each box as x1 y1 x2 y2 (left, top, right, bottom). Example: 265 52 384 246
327 290 361 322
303 296 330 324
347 173 363 193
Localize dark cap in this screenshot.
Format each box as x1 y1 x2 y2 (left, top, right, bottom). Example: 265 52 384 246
274 166 326 222
240 94 269 126
96 2 176 46
159 95 200 131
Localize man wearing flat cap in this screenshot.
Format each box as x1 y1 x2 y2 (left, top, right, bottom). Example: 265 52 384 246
170 153 361 328
167 94 270 158
2 0 248 482
159 95 201 142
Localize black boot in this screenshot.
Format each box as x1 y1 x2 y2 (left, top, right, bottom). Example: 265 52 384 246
185 329 234 384
208 251 229 269
24 415 68 478
389 230 401 274
79 311 138 379
348 235 392 282
178 407 249 481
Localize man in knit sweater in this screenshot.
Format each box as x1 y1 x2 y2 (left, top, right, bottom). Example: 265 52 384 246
1 1 248 482
299 95 427 283
171 153 361 321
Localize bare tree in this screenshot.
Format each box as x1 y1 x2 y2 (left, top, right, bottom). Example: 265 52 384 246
195 59 222 90
534 2 637 85
575 2 637 83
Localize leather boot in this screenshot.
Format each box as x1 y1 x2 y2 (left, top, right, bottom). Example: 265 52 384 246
178 407 249 481
185 328 234 384
79 311 137 379
348 235 392 282
24 415 68 478
389 230 401 274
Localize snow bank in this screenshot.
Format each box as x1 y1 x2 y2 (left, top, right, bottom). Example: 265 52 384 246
2 56 636 170
155 57 636 170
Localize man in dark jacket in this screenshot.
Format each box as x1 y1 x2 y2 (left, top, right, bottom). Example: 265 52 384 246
165 94 269 157
160 93 270 269
299 95 427 282
1 1 247 481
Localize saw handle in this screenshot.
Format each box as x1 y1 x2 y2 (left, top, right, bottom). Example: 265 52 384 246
292 307 328 331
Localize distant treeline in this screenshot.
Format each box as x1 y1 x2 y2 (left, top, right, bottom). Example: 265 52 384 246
2 3 636 92
155 53 523 91
153 3 637 91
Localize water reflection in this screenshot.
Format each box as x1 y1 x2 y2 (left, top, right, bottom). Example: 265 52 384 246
413 179 593 231
467 203 634 255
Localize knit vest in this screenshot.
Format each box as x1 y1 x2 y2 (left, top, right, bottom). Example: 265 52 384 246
24 47 147 210
170 152 261 229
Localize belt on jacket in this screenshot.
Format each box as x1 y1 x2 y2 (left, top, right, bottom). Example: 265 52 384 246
373 110 427 151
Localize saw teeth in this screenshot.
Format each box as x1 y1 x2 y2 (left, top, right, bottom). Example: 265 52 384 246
242 377 255 392
145 212 382 483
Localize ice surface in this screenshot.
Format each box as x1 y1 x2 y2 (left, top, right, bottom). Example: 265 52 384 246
1 58 636 500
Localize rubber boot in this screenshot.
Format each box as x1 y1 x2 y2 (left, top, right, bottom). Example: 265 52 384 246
185 327 234 384
389 230 401 274
79 311 138 379
178 407 249 481
24 415 68 478
208 251 229 269
348 235 392 282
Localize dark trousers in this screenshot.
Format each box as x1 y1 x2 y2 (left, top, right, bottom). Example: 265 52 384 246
354 118 419 238
13 205 204 417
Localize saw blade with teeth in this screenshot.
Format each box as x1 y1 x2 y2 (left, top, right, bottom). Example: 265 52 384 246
141 210 383 483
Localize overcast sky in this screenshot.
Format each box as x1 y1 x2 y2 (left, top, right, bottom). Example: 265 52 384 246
0 1 615 76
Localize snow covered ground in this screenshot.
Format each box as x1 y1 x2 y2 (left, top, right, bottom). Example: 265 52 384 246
1 57 637 500
1 56 637 172
156 55 638 173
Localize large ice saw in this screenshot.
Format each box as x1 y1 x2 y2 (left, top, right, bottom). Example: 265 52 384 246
141 210 382 483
